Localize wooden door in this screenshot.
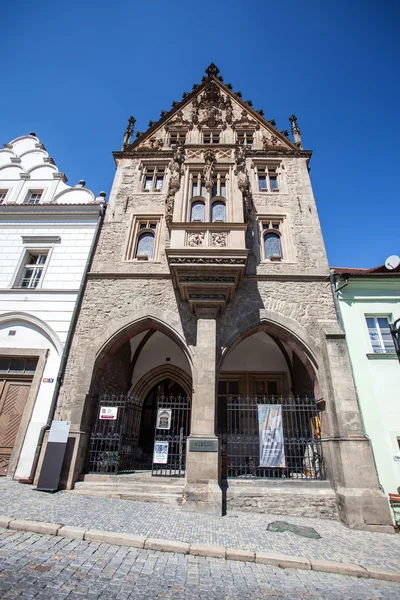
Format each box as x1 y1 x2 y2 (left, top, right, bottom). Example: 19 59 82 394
0 380 31 476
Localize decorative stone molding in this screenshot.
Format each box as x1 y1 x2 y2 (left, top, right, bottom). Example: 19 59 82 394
211 232 227 247
188 232 205 247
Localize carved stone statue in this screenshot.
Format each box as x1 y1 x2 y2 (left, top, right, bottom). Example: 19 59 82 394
203 149 216 191
165 145 186 225
234 144 254 223
121 116 136 150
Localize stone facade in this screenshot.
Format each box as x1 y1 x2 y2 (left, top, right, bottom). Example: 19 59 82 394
52 65 392 529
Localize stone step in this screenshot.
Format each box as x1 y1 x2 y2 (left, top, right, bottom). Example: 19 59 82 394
74 482 184 494
80 473 184 485
70 488 183 506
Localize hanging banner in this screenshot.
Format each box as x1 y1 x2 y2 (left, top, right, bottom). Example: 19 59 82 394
156 409 172 430
258 404 286 468
153 441 169 464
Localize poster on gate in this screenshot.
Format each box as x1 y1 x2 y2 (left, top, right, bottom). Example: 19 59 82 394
258 405 286 468
156 409 172 430
153 441 169 464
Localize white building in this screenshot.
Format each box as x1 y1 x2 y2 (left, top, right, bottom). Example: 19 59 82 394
334 263 400 501
0 133 105 481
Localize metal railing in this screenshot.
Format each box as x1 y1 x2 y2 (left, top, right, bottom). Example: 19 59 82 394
219 395 326 480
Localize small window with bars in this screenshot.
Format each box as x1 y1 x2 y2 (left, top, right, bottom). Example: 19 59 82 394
143 166 166 192
169 131 187 146
203 131 220 144
237 131 254 147
256 165 279 192
25 190 43 204
365 316 395 354
16 251 48 288
0 190 8 204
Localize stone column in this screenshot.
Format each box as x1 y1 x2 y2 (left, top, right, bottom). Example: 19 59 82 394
183 309 222 515
320 322 393 531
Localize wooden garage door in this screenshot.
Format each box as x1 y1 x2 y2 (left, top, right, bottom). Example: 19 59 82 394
0 380 31 476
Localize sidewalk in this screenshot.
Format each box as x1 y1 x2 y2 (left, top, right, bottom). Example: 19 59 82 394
1 479 399 574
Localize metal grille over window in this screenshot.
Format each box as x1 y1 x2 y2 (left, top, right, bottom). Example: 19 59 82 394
366 316 396 353
264 232 282 259
212 201 226 222
219 395 326 480
136 231 155 259
191 200 205 222
20 252 48 288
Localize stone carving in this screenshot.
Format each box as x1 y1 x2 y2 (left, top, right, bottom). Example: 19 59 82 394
234 144 254 223
169 257 245 265
203 149 216 190
188 232 205 247
212 232 228 247
181 276 236 283
190 294 225 300
233 109 258 130
165 145 185 226
122 116 136 150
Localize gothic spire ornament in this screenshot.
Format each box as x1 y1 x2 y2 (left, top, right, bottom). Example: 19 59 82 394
121 116 136 150
205 62 220 78
289 114 303 149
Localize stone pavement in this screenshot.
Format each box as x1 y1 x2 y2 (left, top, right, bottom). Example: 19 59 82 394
1 530 400 599
1 479 399 574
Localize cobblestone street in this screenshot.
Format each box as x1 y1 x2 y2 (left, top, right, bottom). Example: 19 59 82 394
0 529 399 600
1 479 399 574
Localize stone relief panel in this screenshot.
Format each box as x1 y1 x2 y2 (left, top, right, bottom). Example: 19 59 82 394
188 231 205 247
211 232 227 247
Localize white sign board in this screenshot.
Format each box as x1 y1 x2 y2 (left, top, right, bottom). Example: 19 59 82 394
156 409 172 430
153 441 169 464
48 420 71 444
99 406 118 420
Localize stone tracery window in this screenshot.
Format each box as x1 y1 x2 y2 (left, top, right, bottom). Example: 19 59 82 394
259 216 289 262
263 231 282 260
136 231 155 259
143 166 165 192
255 163 280 192
126 216 162 261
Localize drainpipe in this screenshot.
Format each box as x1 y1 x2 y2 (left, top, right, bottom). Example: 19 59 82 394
330 269 385 492
19 202 106 484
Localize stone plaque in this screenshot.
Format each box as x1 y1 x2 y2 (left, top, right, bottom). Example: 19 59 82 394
189 439 218 452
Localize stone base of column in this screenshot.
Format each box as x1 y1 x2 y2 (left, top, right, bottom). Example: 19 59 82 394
335 487 394 533
183 434 222 515
182 482 222 516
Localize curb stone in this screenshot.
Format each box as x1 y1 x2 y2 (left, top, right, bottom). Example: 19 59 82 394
0 515 399 583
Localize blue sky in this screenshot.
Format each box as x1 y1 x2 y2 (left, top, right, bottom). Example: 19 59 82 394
2 0 399 267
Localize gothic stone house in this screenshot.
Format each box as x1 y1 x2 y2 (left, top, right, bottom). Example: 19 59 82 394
49 64 392 529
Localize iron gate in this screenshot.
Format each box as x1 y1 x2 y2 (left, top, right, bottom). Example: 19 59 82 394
219 395 325 480
152 394 191 477
88 393 142 474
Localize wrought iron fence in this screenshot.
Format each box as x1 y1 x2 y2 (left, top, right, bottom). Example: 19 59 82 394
219 395 325 480
152 394 191 477
88 393 142 474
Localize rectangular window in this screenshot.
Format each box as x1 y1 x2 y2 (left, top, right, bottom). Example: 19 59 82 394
256 164 280 192
169 131 186 146
0 190 8 204
0 357 38 375
203 131 220 144
25 190 43 204
259 215 290 262
17 251 48 289
237 131 254 147
365 316 395 354
142 166 165 192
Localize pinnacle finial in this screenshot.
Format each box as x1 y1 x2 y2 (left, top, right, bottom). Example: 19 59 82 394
205 63 220 77
122 116 136 150
289 114 303 148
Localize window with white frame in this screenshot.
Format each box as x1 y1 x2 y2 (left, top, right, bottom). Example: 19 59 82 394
256 164 280 192
236 130 254 147
16 251 49 288
25 190 43 204
0 190 8 204
203 130 220 144
125 216 162 261
259 216 286 261
169 130 187 146
142 166 166 192
365 316 396 354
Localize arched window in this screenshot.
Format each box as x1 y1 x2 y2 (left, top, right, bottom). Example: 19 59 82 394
136 231 155 259
264 232 282 259
212 201 226 223
191 200 205 222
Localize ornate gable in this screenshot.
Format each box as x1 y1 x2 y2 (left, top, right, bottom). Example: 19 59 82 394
117 64 302 155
